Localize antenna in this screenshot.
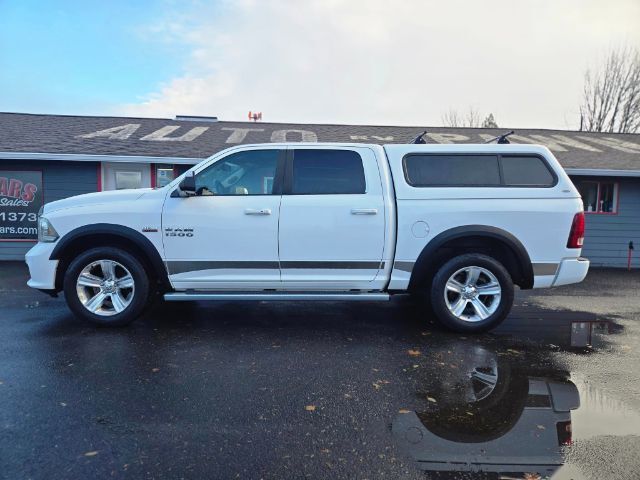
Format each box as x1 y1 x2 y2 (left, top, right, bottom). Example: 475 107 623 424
410 130 428 144
484 130 514 144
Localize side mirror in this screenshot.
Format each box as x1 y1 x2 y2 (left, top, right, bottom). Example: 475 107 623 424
177 172 196 197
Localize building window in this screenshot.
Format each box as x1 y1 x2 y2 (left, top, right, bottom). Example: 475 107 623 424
115 171 142 190
155 164 175 188
576 180 618 214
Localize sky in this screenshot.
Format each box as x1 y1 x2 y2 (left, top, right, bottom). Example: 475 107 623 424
1 0 639 129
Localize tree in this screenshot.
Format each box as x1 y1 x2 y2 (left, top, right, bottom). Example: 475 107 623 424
441 107 483 128
441 108 462 127
481 113 498 128
580 46 640 133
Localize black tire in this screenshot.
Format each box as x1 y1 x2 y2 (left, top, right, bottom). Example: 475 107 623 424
63 247 151 326
430 253 514 333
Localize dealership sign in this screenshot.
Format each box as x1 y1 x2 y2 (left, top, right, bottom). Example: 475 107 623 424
0 171 43 240
75 123 640 154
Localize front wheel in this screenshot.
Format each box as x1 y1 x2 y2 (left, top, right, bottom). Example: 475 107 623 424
63 247 151 326
430 254 514 333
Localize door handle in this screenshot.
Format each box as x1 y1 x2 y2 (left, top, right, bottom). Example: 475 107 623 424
244 208 272 215
351 208 378 215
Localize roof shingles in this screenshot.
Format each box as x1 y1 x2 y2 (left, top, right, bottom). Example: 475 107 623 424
1 112 639 171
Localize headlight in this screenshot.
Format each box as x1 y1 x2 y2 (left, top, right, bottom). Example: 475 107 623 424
38 216 59 243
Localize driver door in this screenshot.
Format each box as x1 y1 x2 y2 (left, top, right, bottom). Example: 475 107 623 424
162 147 285 290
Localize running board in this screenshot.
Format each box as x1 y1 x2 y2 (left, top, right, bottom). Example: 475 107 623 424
164 291 390 302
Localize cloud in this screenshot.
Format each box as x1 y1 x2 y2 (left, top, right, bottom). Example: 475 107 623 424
119 0 640 128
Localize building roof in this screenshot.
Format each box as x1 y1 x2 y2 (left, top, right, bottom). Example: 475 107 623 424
1 112 639 172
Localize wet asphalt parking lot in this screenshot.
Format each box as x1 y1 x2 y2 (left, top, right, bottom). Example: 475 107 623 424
1 263 639 480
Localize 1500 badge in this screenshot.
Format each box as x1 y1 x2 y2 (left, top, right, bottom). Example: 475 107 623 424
164 227 194 237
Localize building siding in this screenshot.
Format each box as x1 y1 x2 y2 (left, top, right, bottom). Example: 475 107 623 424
573 177 640 268
1 161 639 268
0 160 99 260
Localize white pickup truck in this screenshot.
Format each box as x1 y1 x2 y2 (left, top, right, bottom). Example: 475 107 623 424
26 142 589 332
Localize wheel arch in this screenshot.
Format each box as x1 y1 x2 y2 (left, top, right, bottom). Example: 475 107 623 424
408 225 534 291
50 223 170 292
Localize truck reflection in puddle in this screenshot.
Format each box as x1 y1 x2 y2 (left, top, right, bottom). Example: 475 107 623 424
392 340 583 478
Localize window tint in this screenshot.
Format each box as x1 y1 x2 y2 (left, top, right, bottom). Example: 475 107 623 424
196 150 279 195
292 149 365 194
501 156 554 186
403 154 500 186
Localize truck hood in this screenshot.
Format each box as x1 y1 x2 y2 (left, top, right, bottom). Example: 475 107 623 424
43 189 153 214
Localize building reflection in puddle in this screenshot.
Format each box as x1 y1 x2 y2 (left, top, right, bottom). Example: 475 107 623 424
391 318 623 479
569 321 619 349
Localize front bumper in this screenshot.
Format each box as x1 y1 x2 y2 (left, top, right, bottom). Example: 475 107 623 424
552 257 590 287
25 242 59 290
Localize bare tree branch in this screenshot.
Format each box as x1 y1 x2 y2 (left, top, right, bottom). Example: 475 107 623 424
442 107 485 128
441 108 462 127
581 46 640 133
465 107 481 128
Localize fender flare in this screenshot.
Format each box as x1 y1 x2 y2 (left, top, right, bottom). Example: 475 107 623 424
409 225 534 290
50 223 170 288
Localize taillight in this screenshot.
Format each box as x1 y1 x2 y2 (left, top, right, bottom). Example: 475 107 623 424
567 212 585 249
556 421 572 446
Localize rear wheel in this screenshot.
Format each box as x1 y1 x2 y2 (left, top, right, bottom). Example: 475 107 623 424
430 254 514 333
63 247 150 326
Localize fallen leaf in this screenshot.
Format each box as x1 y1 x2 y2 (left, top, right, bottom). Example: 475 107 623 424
151 368 160 373
421 331 431 336
427 397 437 403
398 409 411 414
407 349 421 356
320 448 330 453
507 349 521 354
536 425 546 430
372 383 381 390
84 451 98 457
305 405 316 411
466 412 474 416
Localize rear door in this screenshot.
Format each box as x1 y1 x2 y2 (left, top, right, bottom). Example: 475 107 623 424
278 146 386 289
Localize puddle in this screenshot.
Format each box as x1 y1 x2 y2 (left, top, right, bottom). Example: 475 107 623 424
392 319 638 479
570 374 640 440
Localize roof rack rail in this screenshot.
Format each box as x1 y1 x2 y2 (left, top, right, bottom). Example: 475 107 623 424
484 130 515 144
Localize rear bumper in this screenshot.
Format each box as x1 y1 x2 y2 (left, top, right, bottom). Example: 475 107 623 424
25 242 59 291
552 257 590 287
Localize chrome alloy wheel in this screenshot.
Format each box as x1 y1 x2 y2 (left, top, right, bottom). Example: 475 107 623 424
444 266 501 322
76 260 135 316
469 362 499 402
